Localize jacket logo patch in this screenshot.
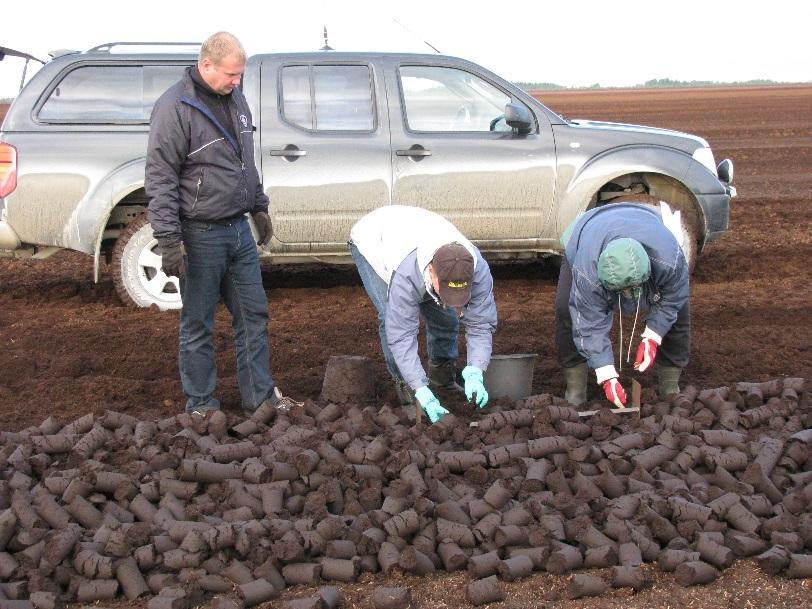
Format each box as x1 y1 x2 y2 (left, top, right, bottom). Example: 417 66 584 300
239 114 248 127
447 281 468 288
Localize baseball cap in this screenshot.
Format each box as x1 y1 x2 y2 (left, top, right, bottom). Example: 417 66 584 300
432 243 474 307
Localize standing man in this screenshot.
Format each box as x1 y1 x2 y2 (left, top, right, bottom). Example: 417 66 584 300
146 32 294 415
555 202 690 407
349 205 498 423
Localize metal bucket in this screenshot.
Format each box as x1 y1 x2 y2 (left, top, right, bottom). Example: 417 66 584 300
484 353 538 401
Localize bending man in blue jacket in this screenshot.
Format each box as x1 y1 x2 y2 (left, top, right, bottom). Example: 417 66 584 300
555 202 690 407
349 206 498 423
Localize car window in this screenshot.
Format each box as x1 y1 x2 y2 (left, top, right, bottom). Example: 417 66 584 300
281 64 374 131
38 64 187 123
281 65 312 129
400 66 514 133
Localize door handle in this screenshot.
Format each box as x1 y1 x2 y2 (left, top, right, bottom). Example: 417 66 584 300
269 146 307 159
396 148 432 157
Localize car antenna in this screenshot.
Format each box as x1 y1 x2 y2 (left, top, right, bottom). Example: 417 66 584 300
319 26 334 51
392 17 442 54
0 46 46 92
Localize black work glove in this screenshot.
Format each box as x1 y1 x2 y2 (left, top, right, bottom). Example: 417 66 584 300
159 240 186 278
252 211 273 246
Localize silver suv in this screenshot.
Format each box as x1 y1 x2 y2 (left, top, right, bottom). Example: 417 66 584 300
0 43 734 310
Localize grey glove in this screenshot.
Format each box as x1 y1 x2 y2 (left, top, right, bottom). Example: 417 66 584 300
252 211 273 246
159 240 185 278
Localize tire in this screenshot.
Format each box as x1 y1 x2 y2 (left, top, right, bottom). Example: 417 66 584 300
598 193 699 272
111 214 183 310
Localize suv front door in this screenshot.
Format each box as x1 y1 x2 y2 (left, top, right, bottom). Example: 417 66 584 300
259 59 391 254
388 62 557 245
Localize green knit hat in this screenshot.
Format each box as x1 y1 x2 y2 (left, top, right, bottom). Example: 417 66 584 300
597 238 651 291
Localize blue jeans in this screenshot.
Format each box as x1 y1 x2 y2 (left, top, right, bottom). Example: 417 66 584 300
349 242 459 382
179 216 275 412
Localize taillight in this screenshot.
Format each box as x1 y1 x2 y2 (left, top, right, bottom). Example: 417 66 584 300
0 142 17 198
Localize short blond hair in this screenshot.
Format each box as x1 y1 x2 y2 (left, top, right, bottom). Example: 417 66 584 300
199 32 246 64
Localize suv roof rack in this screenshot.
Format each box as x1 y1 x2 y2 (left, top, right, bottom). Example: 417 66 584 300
87 42 201 54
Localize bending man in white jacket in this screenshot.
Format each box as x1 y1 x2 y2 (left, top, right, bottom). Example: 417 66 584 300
349 206 498 423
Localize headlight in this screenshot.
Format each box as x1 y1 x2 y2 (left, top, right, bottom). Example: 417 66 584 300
692 147 717 176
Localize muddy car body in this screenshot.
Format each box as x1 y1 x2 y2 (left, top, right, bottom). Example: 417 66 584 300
0 44 734 309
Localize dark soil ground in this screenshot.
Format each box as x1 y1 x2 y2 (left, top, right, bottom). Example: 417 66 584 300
1 87 811 607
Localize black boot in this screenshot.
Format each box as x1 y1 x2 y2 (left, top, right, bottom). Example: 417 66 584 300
428 359 464 394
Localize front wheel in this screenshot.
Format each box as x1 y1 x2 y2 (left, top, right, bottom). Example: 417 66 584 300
111 214 182 310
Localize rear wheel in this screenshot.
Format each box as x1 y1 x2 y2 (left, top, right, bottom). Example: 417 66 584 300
111 214 182 310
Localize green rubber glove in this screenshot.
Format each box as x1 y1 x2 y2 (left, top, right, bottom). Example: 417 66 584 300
414 386 449 424
462 365 489 408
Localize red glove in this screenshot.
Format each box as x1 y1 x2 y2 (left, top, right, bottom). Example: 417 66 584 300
634 337 659 372
602 378 627 408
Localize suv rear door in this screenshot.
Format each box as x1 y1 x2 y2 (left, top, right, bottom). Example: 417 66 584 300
258 57 391 253
2 59 190 251
387 58 558 245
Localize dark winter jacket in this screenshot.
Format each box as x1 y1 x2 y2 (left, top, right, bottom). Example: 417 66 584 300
145 67 269 243
564 203 689 369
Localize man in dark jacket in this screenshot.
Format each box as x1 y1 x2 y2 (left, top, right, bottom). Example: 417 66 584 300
146 31 293 415
555 202 690 407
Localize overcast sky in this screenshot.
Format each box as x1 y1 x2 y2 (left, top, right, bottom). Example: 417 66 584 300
2 0 810 98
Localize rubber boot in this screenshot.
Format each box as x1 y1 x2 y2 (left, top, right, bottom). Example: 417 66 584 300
394 379 418 422
428 359 465 394
394 379 415 406
563 363 588 406
656 365 682 397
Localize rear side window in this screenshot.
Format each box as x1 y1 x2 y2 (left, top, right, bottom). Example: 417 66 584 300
38 64 187 123
281 64 374 131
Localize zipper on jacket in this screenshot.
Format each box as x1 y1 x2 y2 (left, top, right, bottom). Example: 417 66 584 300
192 169 204 213
181 96 253 210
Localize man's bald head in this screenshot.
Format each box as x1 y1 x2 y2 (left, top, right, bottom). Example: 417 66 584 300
198 32 247 95
199 32 246 64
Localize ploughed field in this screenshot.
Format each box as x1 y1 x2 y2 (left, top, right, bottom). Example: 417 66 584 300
0 87 811 607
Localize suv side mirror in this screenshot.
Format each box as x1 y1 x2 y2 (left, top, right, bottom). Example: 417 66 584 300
505 102 533 134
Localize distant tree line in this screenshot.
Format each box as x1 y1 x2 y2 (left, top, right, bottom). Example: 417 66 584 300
0 98 12 104
513 82 568 91
515 78 806 91
640 78 786 88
